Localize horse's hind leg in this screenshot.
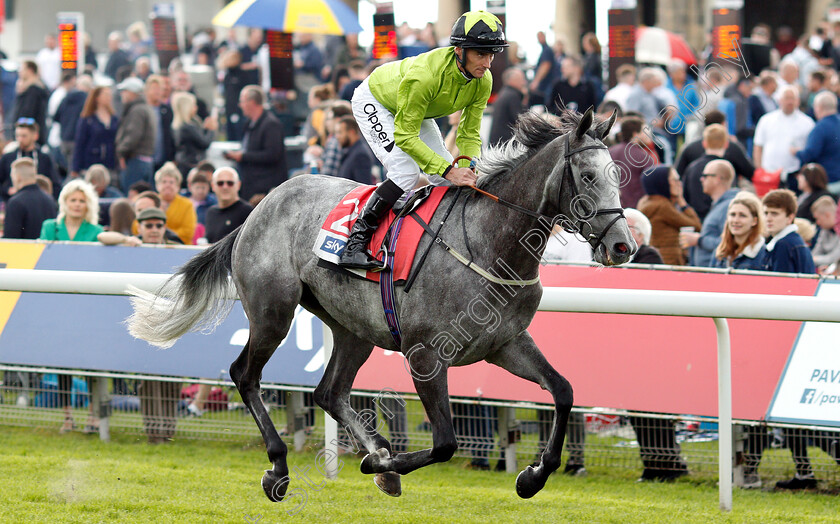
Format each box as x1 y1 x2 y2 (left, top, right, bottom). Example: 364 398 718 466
486 332 573 499
313 326 401 496
230 306 297 503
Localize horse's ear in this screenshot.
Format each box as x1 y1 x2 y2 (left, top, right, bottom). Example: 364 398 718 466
576 107 594 140
595 110 618 141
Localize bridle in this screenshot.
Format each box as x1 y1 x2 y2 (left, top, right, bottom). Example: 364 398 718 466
464 133 626 254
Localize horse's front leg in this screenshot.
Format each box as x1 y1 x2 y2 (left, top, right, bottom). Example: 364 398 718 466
487 331 573 498
361 346 458 476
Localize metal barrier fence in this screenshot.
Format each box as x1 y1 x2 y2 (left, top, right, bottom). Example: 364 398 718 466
2 269 840 512
2 367 838 485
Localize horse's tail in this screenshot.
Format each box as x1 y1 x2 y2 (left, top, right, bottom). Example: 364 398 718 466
126 226 241 348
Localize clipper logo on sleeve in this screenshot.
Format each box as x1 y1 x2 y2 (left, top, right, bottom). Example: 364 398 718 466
363 103 396 152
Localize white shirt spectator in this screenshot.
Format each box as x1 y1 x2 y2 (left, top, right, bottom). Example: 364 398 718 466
46 85 68 148
812 227 840 267
754 109 814 173
35 46 61 91
603 82 634 112
542 227 593 263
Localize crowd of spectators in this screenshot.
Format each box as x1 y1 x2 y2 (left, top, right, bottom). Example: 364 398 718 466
0 16 838 485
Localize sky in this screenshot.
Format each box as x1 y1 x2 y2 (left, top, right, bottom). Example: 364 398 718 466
355 0 613 65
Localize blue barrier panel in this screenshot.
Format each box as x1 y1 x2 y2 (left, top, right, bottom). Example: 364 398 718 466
0 242 325 386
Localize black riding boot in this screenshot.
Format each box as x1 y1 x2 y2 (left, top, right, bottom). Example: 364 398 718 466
339 180 403 270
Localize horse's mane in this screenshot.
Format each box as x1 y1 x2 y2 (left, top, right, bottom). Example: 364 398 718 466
477 110 587 189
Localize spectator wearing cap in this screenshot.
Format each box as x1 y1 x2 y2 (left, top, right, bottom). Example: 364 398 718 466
129 190 184 244
98 205 180 444
794 91 840 194
3 158 57 239
10 60 49 144
204 167 252 243
116 76 157 193
98 206 173 246
0 119 58 201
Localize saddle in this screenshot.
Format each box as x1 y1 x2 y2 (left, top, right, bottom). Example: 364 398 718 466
313 184 449 283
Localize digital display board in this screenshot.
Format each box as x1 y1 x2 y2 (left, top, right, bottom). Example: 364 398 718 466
372 12 397 60
607 8 636 88
58 21 79 72
267 30 295 90
152 3 180 71
712 8 741 63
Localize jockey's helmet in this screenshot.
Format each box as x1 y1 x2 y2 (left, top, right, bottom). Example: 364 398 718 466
449 10 509 53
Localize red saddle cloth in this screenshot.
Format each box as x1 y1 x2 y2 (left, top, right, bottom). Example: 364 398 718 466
315 185 450 283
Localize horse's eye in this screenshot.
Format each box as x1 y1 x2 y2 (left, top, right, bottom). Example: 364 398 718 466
581 171 596 186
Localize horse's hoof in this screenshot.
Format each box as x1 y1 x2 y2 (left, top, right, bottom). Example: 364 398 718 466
262 469 289 502
374 471 402 497
516 465 547 499
360 447 390 475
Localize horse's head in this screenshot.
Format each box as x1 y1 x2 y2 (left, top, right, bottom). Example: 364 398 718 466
549 108 637 265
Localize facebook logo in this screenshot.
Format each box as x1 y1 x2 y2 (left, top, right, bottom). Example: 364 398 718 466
800 389 816 404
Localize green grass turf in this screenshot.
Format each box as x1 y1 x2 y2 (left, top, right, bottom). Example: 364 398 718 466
1 426 838 523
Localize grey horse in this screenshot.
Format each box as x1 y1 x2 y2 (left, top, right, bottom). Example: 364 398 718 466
127 108 636 502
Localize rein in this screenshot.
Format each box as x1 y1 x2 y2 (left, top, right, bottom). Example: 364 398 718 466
462 134 626 254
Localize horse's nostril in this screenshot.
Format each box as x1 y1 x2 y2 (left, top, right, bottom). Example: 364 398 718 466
615 243 629 254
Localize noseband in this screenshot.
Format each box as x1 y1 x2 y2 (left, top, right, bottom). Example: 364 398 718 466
467 134 626 254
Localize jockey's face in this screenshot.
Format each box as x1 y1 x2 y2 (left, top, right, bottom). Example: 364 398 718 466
457 48 494 78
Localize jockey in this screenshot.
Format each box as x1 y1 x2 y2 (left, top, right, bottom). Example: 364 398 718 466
339 10 508 270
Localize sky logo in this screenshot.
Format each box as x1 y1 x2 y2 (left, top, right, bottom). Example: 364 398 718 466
321 236 345 254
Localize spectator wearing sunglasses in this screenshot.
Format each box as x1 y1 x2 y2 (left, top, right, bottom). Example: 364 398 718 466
204 167 252 243
98 206 176 246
